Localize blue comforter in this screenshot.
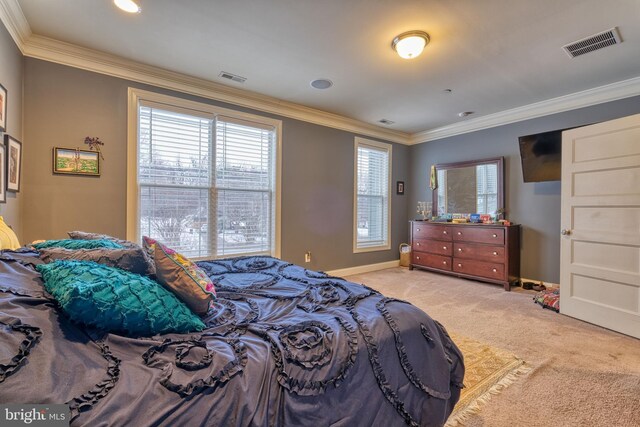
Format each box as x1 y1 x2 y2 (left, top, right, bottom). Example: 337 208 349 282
0 252 464 426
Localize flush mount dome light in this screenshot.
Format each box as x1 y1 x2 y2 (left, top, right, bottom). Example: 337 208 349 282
114 0 141 13
392 31 430 59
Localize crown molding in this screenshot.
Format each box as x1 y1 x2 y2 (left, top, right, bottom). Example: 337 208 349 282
0 0 30 52
409 75 640 144
2 0 639 147
22 34 411 144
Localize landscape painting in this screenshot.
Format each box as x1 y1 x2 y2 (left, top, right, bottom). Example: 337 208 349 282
53 147 100 176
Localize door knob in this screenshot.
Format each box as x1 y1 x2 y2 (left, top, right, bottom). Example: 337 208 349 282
561 229 572 236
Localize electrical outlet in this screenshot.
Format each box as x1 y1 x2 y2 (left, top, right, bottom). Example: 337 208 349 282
304 252 311 263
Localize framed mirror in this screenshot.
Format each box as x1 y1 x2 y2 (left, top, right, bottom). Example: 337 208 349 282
432 157 504 217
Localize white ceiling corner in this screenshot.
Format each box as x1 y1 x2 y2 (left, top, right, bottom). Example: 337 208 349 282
2 0 640 146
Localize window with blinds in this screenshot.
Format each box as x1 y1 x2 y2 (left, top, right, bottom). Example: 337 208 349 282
354 138 391 252
137 102 277 258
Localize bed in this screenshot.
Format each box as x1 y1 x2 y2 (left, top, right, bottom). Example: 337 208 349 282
0 249 464 426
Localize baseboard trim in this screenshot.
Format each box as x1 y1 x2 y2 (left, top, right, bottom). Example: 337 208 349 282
326 260 400 278
520 277 560 289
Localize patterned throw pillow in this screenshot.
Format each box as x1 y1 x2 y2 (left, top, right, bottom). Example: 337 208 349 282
143 237 216 316
67 231 156 276
38 246 152 276
36 260 205 336
32 239 123 250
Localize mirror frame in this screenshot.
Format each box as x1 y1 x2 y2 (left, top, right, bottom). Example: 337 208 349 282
431 156 504 217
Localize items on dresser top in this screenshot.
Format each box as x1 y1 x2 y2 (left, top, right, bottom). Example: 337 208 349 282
409 221 520 291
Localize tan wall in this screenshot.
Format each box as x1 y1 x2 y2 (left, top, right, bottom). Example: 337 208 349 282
23 58 410 270
23 60 128 243
0 23 23 241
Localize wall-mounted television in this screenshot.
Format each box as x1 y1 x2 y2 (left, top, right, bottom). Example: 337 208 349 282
518 129 563 182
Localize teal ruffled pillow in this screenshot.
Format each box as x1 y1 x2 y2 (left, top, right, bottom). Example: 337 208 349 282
36 260 205 336
33 239 123 250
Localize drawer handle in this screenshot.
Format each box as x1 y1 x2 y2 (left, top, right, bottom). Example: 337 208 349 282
442 261 447 265
492 233 497 238
457 232 462 236
443 231 448 235
416 256 420 260
493 251 498 256
417 242 421 246
457 263 462 267
492 268 497 272
457 248 462 252
442 246 447 250
417 228 421 232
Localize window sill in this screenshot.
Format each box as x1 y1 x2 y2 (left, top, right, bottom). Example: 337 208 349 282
353 245 391 254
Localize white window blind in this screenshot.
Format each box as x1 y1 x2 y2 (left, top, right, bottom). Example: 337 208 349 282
215 117 275 256
355 139 391 251
138 103 276 258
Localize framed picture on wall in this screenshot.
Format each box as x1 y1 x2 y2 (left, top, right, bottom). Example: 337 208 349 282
0 142 6 203
53 147 100 176
0 83 7 133
5 135 22 192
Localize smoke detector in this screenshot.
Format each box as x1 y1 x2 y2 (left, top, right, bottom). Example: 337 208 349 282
562 27 622 58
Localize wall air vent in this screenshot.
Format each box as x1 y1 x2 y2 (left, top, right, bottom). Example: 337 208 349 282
219 71 247 83
378 119 395 125
562 27 622 58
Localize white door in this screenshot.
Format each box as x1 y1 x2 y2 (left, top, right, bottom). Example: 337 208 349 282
561 113 640 339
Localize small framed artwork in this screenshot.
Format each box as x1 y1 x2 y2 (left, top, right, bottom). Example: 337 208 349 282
396 181 405 195
53 147 100 176
0 143 5 203
0 83 6 132
5 135 21 192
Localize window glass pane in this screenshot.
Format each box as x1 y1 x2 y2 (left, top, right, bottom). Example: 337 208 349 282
215 119 274 256
139 186 210 258
216 189 271 256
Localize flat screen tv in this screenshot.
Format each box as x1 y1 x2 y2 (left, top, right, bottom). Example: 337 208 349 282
518 129 563 182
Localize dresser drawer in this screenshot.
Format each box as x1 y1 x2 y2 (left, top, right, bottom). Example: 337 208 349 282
413 223 452 241
453 259 505 281
412 252 452 271
454 243 505 263
413 239 453 256
451 227 505 245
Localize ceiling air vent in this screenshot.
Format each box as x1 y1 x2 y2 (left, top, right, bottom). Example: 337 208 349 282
219 71 247 83
378 119 395 125
562 27 622 58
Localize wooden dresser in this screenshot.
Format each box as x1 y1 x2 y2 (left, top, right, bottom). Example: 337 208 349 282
409 221 520 290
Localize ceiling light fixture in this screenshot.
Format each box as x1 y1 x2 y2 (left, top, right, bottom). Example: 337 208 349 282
114 0 141 14
392 31 430 59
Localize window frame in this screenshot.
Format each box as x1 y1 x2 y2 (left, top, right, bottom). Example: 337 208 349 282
353 137 392 253
127 88 282 259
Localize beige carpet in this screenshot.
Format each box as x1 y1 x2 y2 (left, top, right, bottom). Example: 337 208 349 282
345 268 640 427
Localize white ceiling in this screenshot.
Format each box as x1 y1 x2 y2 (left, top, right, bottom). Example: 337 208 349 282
15 0 640 134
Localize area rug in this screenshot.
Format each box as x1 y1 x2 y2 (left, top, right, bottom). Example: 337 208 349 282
445 334 531 426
